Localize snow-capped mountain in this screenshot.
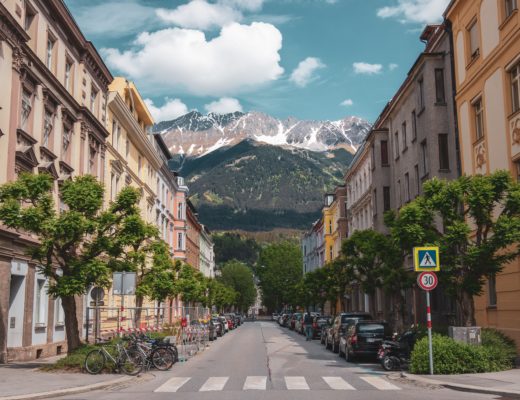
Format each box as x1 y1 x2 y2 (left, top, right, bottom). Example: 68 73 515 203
153 111 371 157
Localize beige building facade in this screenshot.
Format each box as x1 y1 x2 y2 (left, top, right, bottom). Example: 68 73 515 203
0 0 112 362
446 0 520 347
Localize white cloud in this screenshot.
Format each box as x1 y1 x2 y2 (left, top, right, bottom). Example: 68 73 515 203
73 2 157 37
290 57 326 87
156 0 242 30
353 62 383 75
204 97 243 114
389 63 399 71
220 0 265 12
103 22 284 97
377 0 450 24
145 98 189 122
340 99 354 107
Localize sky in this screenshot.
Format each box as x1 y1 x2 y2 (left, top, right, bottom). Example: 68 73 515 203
63 0 451 123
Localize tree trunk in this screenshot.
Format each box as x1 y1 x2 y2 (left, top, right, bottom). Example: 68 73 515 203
135 295 144 328
62 296 81 354
457 290 476 327
391 293 405 334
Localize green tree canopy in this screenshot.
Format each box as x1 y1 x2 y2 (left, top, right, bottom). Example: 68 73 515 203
0 173 155 352
256 241 303 312
218 260 257 312
213 232 260 267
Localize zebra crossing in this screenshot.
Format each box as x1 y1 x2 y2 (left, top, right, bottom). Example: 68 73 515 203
153 375 402 392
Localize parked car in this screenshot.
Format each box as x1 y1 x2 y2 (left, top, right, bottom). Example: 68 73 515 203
225 313 238 328
320 318 334 344
279 314 288 326
294 314 304 334
282 313 292 327
235 313 244 325
218 316 229 333
272 313 279 321
325 312 373 353
290 313 302 330
212 318 224 337
341 320 392 362
313 315 332 340
206 320 218 341
225 315 235 330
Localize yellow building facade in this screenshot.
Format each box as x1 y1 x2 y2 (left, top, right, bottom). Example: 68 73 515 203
323 194 336 264
99 77 163 332
446 0 520 347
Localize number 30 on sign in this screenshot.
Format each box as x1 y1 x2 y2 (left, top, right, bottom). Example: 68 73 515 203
417 272 438 291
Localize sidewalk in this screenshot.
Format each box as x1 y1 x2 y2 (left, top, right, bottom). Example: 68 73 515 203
0 357 133 400
402 369 520 397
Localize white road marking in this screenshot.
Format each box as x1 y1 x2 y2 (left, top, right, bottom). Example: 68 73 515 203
154 377 191 392
323 376 356 390
361 376 401 390
285 376 310 390
199 377 229 392
243 376 267 390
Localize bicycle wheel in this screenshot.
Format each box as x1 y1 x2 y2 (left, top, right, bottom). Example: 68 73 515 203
151 347 174 371
120 348 145 376
84 349 106 374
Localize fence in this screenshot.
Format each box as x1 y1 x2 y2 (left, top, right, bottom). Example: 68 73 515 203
85 306 212 361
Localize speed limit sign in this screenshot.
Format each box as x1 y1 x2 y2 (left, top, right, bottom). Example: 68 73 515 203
417 272 438 291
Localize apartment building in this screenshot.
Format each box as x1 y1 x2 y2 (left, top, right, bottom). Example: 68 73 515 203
322 194 336 264
302 218 324 274
199 226 215 278
0 0 112 362
186 200 201 270
173 176 188 262
445 0 520 346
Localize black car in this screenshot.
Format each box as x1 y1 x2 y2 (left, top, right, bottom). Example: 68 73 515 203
325 312 373 353
340 320 392 362
211 318 224 337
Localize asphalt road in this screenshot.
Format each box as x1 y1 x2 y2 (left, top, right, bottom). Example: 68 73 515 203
64 321 501 400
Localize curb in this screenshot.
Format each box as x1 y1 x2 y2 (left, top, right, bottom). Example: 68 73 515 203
0 375 135 400
400 372 520 398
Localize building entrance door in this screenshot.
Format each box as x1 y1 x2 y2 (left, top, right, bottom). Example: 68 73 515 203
8 275 26 348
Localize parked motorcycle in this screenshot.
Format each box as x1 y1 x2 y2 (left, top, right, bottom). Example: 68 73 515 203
377 330 417 371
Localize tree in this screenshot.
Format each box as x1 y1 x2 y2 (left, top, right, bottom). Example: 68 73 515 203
388 172 520 326
206 279 237 312
0 174 149 353
174 264 206 306
256 241 302 311
219 260 257 312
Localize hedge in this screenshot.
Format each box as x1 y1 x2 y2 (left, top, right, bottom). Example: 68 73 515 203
410 330 517 374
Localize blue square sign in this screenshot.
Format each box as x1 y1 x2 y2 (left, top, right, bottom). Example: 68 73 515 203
414 247 440 271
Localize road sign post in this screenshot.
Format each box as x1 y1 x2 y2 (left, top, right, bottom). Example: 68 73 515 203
417 271 438 375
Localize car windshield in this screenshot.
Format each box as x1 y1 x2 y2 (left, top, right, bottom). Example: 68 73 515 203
357 323 387 334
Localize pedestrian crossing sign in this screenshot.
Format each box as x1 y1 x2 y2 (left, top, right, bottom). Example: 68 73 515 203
413 247 440 271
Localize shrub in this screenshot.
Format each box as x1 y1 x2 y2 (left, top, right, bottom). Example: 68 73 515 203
410 333 516 375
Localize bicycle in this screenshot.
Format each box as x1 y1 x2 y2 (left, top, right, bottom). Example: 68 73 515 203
84 339 145 375
126 334 177 371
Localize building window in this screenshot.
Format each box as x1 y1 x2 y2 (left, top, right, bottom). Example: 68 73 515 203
435 68 446 104
488 276 497 306
397 179 402 207
418 78 425 110
178 202 184 220
394 131 400 159
438 134 450 171
383 186 391 212
138 155 142 176
65 60 73 92
414 164 420 196
24 2 37 31
46 35 56 70
402 121 407 150
468 20 480 61
62 124 73 161
125 139 130 158
505 0 518 18
35 278 47 326
329 219 332 234
373 189 377 215
178 232 185 250
42 110 53 147
405 173 410 203
511 62 520 113
21 90 32 130
90 86 98 114
111 120 117 149
412 110 417 141
421 139 429 176
88 147 97 175
473 97 485 141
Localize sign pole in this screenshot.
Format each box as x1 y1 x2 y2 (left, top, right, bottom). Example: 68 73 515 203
426 290 434 375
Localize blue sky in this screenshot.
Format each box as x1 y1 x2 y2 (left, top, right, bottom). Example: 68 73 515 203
64 0 450 123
